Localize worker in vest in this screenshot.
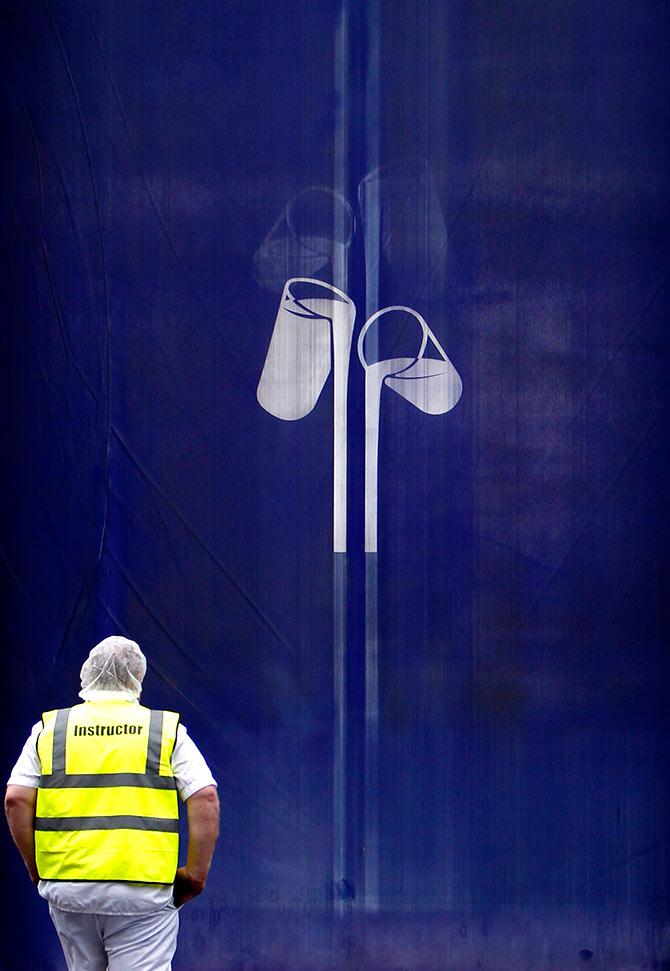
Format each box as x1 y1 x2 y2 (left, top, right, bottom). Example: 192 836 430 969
4 635 219 970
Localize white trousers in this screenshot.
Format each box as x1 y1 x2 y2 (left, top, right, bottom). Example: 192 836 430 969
49 903 179 971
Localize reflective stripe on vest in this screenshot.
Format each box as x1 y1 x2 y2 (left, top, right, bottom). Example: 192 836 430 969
36 702 180 883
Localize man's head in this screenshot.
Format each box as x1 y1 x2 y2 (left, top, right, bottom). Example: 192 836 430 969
79 636 147 700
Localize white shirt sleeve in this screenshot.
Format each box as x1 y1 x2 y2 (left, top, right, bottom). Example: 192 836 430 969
7 722 42 788
6 719 216 801
172 723 217 801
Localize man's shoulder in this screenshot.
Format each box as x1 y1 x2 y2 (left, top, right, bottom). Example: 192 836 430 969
138 704 181 718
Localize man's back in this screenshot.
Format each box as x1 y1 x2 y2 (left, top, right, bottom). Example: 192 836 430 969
36 700 180 884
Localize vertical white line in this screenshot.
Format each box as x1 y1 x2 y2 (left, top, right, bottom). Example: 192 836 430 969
332 551 347 911
363 0 382 913
333 0 350 556
364 551 380 910
333 0 350 914
363 367 383 554
332 307 351 555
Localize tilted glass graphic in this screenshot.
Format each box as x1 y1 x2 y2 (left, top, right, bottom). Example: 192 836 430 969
253 188 355 294
357 306 463 553
257 278 356 552
358 158 448 303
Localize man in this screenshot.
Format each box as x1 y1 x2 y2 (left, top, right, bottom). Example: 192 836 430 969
5 635 219 971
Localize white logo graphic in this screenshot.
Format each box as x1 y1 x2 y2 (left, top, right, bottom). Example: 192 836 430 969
257 285 462 552
357 307 462 552
257 278 356 552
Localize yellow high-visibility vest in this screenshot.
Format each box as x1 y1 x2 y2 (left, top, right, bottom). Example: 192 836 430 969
36 701 180 883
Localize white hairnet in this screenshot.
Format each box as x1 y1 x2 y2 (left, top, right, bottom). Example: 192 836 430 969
79 636 147 700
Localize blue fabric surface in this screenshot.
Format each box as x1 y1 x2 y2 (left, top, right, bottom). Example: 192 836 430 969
1 1 668 967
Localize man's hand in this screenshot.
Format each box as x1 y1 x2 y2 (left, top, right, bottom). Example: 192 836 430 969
5 785 39 886
173 866 206 907
173 784 219 907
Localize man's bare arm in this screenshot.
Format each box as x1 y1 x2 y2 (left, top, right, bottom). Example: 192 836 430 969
173 784 219 907
5 785 38 885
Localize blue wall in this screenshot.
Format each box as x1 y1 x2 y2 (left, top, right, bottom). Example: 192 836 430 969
1 1 668 967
